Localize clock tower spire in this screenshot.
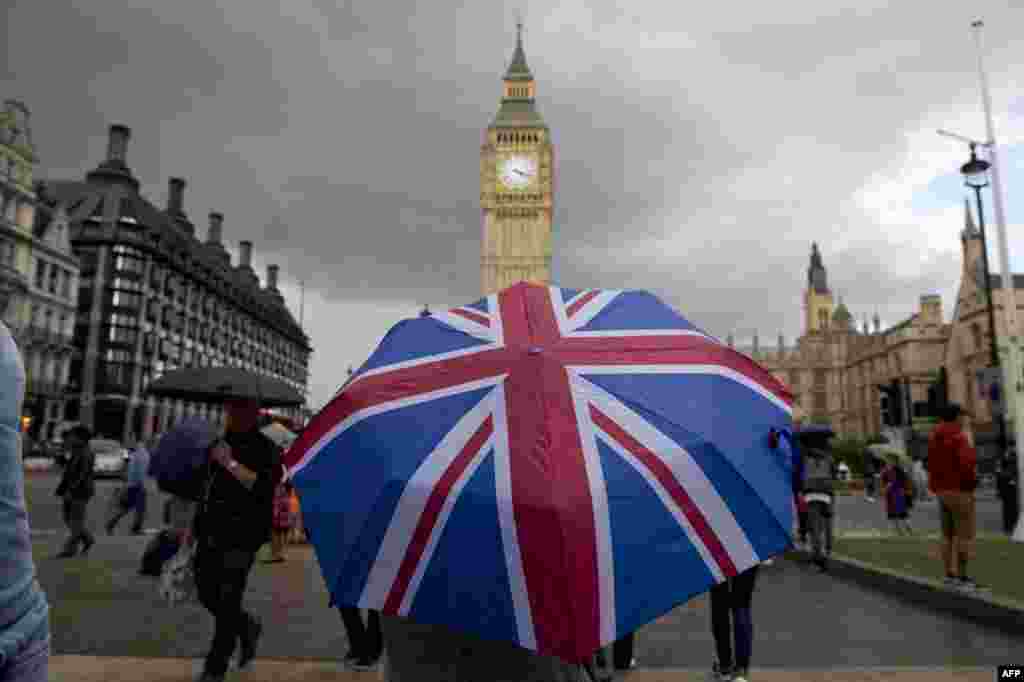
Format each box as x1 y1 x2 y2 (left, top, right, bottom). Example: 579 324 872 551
480 24 554 295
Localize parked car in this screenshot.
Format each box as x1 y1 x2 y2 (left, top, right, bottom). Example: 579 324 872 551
91 438 130 478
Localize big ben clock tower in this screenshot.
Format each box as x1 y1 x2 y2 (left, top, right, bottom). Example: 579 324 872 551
481 23 554 295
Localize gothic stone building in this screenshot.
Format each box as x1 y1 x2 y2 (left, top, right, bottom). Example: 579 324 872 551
737 204 1005 457
46 124 311 442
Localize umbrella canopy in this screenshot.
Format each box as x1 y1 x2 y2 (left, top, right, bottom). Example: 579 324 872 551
283 282 795 663
149 417 218 501
146 366 304 407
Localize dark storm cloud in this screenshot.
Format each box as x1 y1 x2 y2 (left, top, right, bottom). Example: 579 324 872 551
6 0 1024 406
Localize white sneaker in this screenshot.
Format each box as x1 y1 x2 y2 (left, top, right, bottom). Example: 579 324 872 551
761 558 774 566
732 668 750 682
709 662 733 681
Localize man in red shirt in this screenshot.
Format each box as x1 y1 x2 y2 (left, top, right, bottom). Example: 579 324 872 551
927 404 981 591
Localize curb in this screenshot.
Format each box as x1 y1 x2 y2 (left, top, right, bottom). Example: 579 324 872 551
792 549 1024 636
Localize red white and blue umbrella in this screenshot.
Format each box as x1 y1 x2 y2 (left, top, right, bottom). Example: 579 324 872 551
284 282 795 663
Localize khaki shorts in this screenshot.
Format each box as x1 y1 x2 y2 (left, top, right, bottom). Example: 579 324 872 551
937 491 976 543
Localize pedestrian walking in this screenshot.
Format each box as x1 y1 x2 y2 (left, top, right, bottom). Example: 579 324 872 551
708 565 759 682
106 438 152 535
265 472 294 563
881 454 913 536
862 448 877 502
338 605 383 672
799 429 836 572
0 320 51 681
927 404 982 592
912 457 931 502
54 425 96 558
996 447 1019 536
191 398 282 682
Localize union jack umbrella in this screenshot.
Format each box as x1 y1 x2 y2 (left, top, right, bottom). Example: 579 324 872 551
284 281 795 663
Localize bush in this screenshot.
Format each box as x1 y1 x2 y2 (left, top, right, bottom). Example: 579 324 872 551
831 437 869 477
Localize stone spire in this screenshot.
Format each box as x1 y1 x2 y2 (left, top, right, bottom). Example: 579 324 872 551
961 197 981 241
808 242 829 294
505 19 533 82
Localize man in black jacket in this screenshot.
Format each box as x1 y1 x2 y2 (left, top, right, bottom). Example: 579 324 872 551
191 399 281 682
55 425 96 558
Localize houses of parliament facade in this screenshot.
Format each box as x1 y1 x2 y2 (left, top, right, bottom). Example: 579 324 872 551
736 206 1011 450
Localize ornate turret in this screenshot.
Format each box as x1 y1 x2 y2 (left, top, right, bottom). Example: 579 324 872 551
808 242 829 294
804 242 836 333
961 197 981 242
490 22 546 129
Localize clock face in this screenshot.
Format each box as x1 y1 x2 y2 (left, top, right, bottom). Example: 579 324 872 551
499 155 537 190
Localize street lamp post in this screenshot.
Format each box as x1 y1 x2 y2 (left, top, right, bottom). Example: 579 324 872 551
961 144 1009 460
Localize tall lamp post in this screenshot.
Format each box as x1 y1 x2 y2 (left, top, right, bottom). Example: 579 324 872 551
961 144 1009 460
940 20 1024 541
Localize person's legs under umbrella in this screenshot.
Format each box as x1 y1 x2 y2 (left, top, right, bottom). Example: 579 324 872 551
339 606 382 668
612 631 635 670
709 578 734 679
364 609 383 663
195 544 259 680
59 497 78 556
131 486 147 534
66 498 94 556
807 501 826 569
729 565 759 681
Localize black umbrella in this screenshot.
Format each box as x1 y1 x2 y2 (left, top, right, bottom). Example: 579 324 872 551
146 366 304 407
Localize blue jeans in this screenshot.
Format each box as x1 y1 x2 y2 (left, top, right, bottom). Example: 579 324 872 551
0 635 49 682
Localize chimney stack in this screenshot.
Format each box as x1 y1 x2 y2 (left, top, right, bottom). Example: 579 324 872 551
207 212 223 244
167 177 186 214
106 124 131 163
239 240 253 266
266 264 279 291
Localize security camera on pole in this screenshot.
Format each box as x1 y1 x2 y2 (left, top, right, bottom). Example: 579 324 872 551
940 20 1024 542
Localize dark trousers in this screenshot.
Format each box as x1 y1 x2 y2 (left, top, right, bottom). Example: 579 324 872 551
710 565 758 672
61 497 94 554
1001 491 1020 535
195 541 258 676
807 500 833 560
612 631 635 669
107 485 147 533
338 607 382 661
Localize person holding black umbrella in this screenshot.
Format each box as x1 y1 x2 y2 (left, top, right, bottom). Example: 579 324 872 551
190 398 282 682
55 425 96 558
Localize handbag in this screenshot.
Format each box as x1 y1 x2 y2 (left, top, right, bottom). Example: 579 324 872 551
160 462 214 606
159 542 196 605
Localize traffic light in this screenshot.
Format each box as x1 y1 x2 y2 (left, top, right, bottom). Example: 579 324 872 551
877 381 904 426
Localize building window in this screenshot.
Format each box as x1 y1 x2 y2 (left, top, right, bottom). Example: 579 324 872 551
61 268 72 299
971 323 983 351
34 259 46 289
110 289 143 311
76 247 98 276
106 325 139 346
48 266 58 294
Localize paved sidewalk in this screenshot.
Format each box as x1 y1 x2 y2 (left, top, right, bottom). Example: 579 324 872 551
50 656 997 681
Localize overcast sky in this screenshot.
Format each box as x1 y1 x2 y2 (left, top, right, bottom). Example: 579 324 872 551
6 1 1024 411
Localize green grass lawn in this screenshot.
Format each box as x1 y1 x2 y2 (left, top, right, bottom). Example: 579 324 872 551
833 534 1024 606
